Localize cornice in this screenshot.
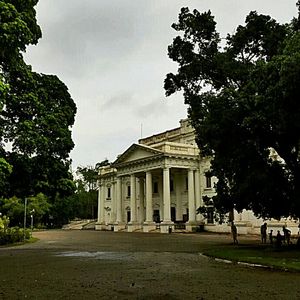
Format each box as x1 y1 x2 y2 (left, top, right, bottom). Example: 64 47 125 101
115 154 200 176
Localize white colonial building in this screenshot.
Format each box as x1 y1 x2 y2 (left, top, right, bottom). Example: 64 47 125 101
96 119 299 235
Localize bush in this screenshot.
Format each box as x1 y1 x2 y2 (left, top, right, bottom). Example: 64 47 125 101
0 227 31 245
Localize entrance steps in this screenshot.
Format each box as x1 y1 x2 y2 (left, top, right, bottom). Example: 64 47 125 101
62 219 96 230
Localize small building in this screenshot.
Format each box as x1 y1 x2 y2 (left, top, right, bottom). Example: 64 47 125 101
96 119 299 234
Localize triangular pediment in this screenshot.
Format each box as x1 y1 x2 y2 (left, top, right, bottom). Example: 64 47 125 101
113 143 162 165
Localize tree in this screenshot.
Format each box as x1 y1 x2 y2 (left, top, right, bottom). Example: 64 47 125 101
0 158 12 192
3 70 77 199
27 193 51 226
76 166 99 192
0 0 41 197
75 160 109 219
0 1 76 208
0 193 50 227
165 3 300 220
2 196 24 226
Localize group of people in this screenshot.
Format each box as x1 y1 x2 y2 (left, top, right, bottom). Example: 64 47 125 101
261 223 292 246
230 221 295 246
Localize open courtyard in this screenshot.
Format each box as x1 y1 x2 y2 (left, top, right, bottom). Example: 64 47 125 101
0 230 300 299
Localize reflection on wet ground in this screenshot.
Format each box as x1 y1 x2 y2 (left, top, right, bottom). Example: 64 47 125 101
55 251 134 261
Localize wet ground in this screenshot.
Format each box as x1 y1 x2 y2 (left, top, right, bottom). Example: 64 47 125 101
0 230 300 299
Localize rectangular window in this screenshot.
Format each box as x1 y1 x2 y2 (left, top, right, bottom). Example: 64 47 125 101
153 182 158 194
107 187 111 199
206 175 212 188
127 185 131 197
207 208 214 224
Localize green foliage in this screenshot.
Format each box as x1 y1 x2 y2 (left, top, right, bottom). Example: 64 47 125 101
197 196 228 224
165 4 300 219
50 160 109 226
0 0 77 228
3 66 77 199
50 194 79 227
0 158 12 192
27 193 51 224
2 196 24 226
0 214 30 246
0 215 10 230
71 161 110 221
4 71 76 159
0 226 31 245
1 193 50 227
76 165 99 191
0 0 41 55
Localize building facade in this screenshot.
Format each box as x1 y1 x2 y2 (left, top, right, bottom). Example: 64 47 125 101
96 119 299 234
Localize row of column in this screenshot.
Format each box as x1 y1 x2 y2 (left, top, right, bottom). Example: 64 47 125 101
97 168 201 225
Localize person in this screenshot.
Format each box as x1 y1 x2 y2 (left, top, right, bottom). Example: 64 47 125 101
283 226 291 245
231 222 238 245
286 228 291 245
276 230 282 248
282 226 291 245
260 222 267 244
269 229 273 244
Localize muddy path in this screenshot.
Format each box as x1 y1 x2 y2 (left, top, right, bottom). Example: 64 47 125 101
0 230 299 299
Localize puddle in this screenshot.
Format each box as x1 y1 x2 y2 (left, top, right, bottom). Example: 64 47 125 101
55 251 134 261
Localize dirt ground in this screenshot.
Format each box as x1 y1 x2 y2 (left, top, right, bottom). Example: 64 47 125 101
0 230 300 300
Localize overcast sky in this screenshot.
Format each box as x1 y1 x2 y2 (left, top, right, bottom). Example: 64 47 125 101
24 0 298 170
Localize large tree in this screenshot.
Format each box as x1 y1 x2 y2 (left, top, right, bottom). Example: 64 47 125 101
165 2 300 220
0 1 76 202
75 160 110 219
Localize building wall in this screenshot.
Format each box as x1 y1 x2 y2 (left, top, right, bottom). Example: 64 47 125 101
96 119 298 234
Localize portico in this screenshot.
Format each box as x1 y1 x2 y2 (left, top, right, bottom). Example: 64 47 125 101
96 139 204 233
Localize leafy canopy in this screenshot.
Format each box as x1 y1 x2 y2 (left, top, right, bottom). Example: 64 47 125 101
0 0 76 202
165 2 300 219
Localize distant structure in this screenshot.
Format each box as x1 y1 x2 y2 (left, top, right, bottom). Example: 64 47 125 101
96 119 298 234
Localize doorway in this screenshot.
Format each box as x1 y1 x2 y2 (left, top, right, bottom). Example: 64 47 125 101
171 207 176 222
153 210 160 223
127 211 131 223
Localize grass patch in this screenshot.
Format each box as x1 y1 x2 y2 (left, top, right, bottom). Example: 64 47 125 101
203 244 300 271
26 237 39 244
0 237 39 248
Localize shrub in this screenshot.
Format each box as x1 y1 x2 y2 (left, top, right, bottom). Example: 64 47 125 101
0 227 31 245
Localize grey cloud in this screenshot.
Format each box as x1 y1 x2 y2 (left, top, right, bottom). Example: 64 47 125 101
24 0 297 169
101 93 134 111
134 98 170 119
28 1 157 79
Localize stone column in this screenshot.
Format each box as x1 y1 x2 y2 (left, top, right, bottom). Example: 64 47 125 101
102 185 106 223
97 182 103 223
187 169 196 223
130 174 137 222
95 181 106 230
158 174 163 220
174 173 183 221
143 171 156 232
163 167 171 222
116 177 122 223
160 167 174 233
145 171 153 222
139 178 145 223
110 182 117 223
194 169 201 222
